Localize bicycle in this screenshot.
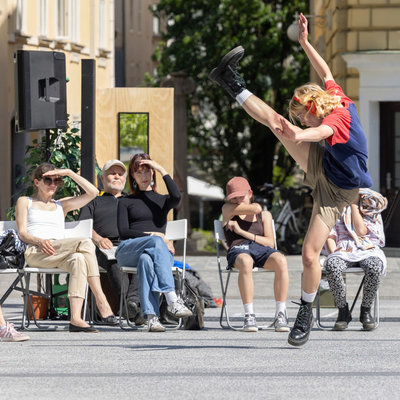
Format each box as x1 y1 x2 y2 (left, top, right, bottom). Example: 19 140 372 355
254 183 312 254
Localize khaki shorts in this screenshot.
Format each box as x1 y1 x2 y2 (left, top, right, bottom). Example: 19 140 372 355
304 143 359 230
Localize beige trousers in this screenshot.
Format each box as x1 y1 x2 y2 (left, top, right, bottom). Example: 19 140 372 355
24 237 100 299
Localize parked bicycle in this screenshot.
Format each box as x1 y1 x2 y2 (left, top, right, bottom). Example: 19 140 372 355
254 183 312 254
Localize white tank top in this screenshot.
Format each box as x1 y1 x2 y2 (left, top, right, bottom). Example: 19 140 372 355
27 198 65 240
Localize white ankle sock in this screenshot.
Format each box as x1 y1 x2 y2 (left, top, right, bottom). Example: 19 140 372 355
275 301 287 317
236 89 253 106
302 289 317 303
244 303 254 315
164 291 178 305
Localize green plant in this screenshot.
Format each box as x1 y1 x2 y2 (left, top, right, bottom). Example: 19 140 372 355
7 118 82 221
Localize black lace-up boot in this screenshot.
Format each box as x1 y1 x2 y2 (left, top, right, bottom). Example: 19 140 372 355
288 299 314 347
209 46 247 99
334 303 352 331
360 305 375 331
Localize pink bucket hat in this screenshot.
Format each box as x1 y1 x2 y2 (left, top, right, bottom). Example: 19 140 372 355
225 177 251 201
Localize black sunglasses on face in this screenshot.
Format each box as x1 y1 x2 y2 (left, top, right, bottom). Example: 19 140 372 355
42 176 63 186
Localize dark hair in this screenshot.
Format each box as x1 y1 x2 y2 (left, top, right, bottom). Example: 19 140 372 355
32 163 56 182
128 153 157 195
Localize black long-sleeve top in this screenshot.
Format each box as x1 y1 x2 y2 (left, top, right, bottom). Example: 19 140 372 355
117 175 181 240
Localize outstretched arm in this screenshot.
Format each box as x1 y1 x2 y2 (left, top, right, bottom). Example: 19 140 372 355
298 13 334 84
222 202 262 225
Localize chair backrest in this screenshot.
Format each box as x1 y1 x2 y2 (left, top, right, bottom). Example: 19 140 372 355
64 219 93 239
0 220 17 232
165 219 187 241
214 219 277 249
0 219 93 239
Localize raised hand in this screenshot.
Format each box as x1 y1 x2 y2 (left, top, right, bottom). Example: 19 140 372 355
298 12 309 44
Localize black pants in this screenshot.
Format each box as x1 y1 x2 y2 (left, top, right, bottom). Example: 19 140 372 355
95 248 140 304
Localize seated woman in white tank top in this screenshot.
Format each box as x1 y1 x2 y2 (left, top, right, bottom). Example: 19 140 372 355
16 163 118 332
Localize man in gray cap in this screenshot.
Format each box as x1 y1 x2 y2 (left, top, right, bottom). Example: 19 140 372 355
79 159 145 325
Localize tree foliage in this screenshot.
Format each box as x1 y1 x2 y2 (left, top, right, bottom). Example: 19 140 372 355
119 113 148 151
151 0 309 190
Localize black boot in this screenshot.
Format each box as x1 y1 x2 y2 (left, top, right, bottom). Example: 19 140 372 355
360 305 375 331
334 303 352 331
288 299 314 347
209 46 247 99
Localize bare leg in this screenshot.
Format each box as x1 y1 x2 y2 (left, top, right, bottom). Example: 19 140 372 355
242 95 310 172
0 306 6 326
234 254 254 304
264 252 289 302
87 276 113 318
69 297 89 327
301 203 330 293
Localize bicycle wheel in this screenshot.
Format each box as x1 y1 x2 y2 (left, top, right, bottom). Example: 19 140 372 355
281 214 302 255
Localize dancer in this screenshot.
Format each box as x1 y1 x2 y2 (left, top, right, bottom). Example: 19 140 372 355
209 13 372 346
222 177 290 332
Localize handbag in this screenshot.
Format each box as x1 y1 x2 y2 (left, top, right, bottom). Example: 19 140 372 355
0 232 25 269
182 280 205 330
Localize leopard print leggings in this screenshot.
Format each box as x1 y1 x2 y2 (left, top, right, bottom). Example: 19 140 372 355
324 256 382 309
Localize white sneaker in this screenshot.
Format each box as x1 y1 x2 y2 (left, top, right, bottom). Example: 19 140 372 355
0 323 30 342
273 311 290 332
243 314 258 332
167 298 193 318
147 316 166 332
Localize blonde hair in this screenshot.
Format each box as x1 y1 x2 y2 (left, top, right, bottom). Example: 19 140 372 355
288 83 342 124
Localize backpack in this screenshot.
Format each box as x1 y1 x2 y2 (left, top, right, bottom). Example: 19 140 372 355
181 279 205 330
0 231 25 270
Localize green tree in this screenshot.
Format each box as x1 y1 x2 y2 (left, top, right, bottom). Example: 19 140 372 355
151 0 309 190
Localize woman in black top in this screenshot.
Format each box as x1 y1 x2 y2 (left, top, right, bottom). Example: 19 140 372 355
222 177 289 333
116 154 192 332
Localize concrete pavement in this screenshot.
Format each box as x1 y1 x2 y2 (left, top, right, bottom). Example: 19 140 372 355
1 255 399 399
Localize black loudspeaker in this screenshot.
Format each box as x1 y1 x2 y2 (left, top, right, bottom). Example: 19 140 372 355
15 50 67 132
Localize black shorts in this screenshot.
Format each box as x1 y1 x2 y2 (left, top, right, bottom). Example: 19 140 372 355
226 241 278 270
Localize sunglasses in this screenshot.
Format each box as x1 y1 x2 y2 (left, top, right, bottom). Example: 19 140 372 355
42 176 63 186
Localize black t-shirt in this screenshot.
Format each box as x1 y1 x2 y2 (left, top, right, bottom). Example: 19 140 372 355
117 175 181 240
79 192 125 245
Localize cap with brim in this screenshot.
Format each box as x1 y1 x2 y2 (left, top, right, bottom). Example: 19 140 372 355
225 177 251 201
101 159 127 175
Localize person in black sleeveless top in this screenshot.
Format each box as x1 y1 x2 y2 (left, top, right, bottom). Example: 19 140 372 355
115 154 192 332
222 177 289 333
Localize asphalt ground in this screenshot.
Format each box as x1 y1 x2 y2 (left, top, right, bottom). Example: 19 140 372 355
1 255 399 399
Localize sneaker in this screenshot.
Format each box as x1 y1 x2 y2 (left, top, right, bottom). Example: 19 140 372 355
243 313 258 332
360 305 375 331
0 323 30 342
334 303 352 331
147 316 166 332
273 311 290 332
167 298 193 318
288 300 314 347
209 46 247 99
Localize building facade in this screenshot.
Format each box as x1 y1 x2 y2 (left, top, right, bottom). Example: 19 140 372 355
0 0 115 219
309 0 400 245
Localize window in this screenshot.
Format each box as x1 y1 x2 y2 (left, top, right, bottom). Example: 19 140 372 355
69 0 80 43
16 0 27 33
152 5 160 36
39 0 48 37
55 0 68 39
99 0 107 49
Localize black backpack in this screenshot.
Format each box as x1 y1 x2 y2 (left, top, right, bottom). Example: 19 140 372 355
0 232 25 270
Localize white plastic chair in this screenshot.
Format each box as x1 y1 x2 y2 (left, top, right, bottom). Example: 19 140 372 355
214 219 277 331
118 219 187 330
315 257 380 330
0 219 93 330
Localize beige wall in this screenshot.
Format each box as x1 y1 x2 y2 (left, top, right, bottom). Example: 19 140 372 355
0 0 115 219
311 0 400 102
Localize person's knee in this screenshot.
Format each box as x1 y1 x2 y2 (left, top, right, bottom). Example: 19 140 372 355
235 254 253 272
78 238 96 253
268 252 288 273
68 253 87 274
137 253 153 272
324 257 339 274
302 246 319 269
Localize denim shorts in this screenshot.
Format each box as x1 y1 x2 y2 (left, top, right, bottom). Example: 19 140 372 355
226 241 278 270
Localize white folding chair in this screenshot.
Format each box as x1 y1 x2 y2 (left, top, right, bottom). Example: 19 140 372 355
214 219 277 331
21 219 93 330
315 257 380 330
118 219 187 330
